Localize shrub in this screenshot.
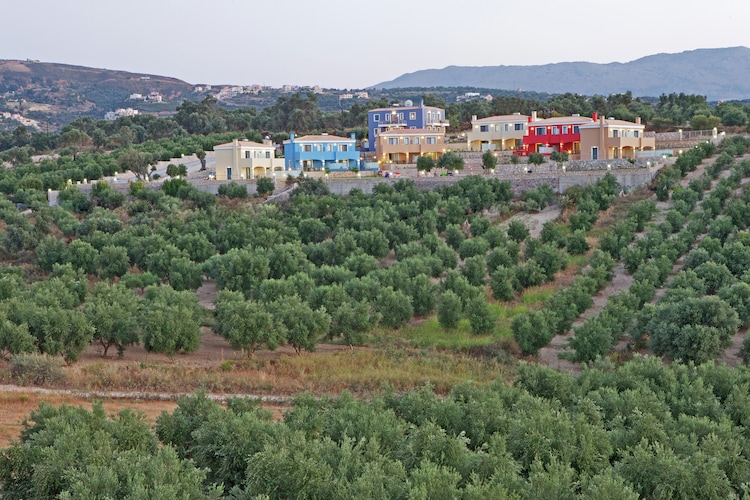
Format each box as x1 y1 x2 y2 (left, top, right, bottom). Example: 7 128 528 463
10 354 65 386
218 181 248 199
465 297 496 335
256 177 275 197
512 310 556 356
437 290 463 330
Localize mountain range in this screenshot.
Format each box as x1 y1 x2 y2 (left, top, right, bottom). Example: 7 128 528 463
372 47 750 101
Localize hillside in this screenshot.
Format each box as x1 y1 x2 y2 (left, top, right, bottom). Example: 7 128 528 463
372 47 750 101
0 60 199 128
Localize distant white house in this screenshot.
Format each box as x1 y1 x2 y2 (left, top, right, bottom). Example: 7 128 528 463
105 108 139 120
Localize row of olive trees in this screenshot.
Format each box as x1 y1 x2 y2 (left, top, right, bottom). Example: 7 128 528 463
7 357 750 498
567 137 750 363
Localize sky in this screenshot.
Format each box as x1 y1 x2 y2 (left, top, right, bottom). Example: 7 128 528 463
3 0 749 89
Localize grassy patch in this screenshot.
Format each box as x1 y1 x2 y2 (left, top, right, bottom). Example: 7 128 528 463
394 318 494 349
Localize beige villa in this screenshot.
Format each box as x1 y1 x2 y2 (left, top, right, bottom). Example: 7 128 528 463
212 138 284 181
466 113 529 152
578 116 656 160
375 128 446 165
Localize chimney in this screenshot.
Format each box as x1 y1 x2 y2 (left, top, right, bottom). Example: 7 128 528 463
592 112 598 122
263 135 272 146
530 111 538 122
350 133 356 139
290 133 295 141
636 117 641 125
471 115 477 121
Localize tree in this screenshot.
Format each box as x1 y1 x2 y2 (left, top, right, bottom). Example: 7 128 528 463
646 296 740 363
166 163 188 178
85 282 142 357
416 155 435 173
436 151 465 172
528 152 545 166
481 150 497 173
465 296 495 335
0 316 35 359
215 290 285 355
490 266 516 301
118 147 154 180
550 151 569 164
196 149 207 171
256 176 275 197
438 290 463 330
375 287 414 329
0 402 220 499
507 220 529 242
141 286 203 356
267 295 330 353
512 310 555 356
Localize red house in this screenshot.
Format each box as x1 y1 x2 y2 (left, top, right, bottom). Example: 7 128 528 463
521 112 598 158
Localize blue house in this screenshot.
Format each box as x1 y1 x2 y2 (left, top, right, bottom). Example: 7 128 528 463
366 101 449 152
283 133 360 172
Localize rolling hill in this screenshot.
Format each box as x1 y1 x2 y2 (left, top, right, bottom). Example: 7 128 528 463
371 47 750 101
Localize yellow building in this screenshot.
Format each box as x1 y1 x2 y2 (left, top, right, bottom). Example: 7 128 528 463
578 116 655 160
375 128 445 165
213 138 284 180
466 113 529 152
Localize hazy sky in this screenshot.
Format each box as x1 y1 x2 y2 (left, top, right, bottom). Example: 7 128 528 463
3 0 749 89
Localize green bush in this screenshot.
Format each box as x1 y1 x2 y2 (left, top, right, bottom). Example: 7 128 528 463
10 353 65 386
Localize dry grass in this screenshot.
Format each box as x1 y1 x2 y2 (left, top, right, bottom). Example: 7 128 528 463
0 347 511 398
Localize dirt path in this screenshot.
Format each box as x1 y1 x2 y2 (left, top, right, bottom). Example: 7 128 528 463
498 203 562 239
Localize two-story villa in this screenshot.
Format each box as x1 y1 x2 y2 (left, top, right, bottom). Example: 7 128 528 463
466 113 529 152
375 128 446 165
283 133 359 171
521 112 594 157
213 138 284 180
367 101 449 152
578 116 656 160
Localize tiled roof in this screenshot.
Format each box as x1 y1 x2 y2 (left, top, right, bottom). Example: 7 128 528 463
214 140 271 149
529 116 594 125
378 128 445 136
369 105 442 112
286 134 353 143
473 114 529 123
579 119 645 128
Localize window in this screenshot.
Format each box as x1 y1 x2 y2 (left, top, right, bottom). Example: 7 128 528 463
413 138 420 144
409 112 416 120
326 144 333 152
316 145 322 152
339 144 348 152
536 127 546 135
303 145 312 152
480 125 489 132
551 126 560 135
612 130 619 138
398 112 404 121
373 114 380 122
403 138 410 145
514 123 524 131
265 151 271 158
426 137 437 144
388 137 399 145
634 130 640 138
573 126 580 134
562 126 569 134
245 151 251 159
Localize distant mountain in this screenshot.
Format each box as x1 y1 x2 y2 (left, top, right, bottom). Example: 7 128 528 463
0 60 198 129
371 47 750 101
